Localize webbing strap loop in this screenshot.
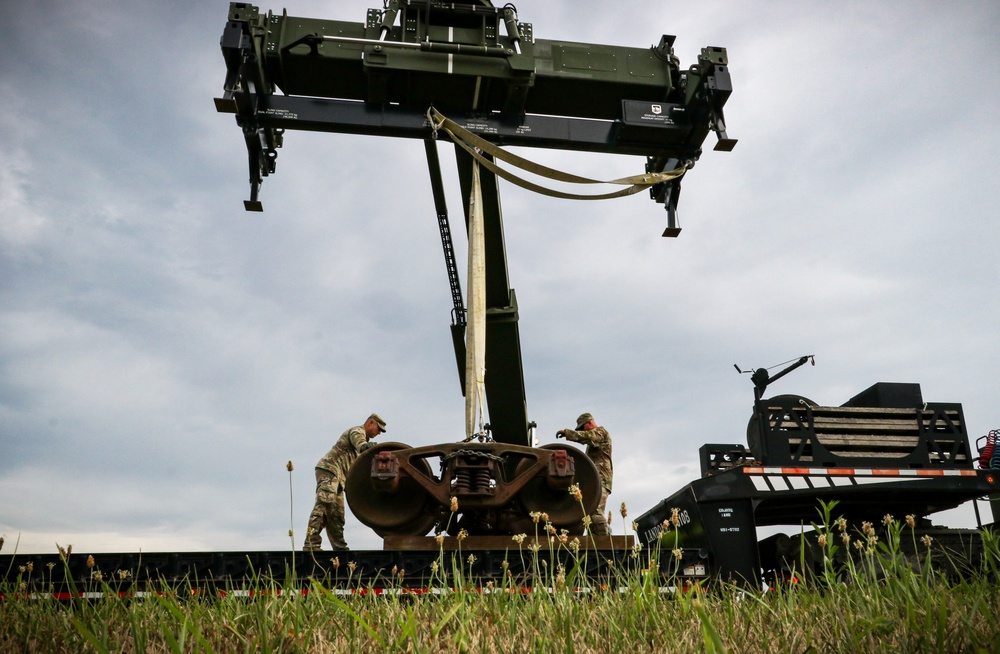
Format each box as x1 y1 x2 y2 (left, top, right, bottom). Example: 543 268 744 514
426 107 686 201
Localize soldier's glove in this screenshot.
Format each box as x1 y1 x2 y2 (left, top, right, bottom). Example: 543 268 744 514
359 442 374 452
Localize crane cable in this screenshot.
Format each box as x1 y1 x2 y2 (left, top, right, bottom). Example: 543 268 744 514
427 107 689 201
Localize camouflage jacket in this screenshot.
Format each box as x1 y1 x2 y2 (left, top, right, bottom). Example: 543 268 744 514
315 425 370 482
562 425 613 492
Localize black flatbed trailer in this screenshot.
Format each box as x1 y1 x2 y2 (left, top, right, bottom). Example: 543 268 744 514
1 536 636 597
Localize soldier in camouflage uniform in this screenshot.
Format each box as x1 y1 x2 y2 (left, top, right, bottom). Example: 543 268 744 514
556 412 612 536
303 413 386 551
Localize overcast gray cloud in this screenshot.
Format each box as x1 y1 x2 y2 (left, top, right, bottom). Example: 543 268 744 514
1 0 998 554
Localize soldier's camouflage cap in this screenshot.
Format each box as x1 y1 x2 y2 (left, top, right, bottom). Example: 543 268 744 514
576 412 594 428
368 413 387 432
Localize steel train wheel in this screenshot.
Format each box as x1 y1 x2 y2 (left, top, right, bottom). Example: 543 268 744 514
345 442 437 537
372 511 439 539
516 443 601 531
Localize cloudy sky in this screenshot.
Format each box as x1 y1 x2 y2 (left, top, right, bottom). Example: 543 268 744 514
2 1 998 555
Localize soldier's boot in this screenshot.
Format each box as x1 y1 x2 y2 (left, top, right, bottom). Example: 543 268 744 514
589 514 610 536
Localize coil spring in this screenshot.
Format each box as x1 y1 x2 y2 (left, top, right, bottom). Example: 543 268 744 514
453 468 472 492
473 468 492 494
980 429 1000 469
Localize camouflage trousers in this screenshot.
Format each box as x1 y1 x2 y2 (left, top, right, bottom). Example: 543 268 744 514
304 469 348 550
589 485 611 536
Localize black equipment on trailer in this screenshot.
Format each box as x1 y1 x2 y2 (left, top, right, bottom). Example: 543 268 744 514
635 359 1000 587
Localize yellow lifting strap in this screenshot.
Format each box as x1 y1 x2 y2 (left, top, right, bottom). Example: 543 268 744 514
464 158 488 440
427 107 688 200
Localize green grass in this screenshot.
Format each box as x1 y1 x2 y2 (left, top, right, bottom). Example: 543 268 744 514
5 569 1000 653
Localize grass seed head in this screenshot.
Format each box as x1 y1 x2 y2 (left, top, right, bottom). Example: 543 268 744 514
671 507 680 527
86 555 95 568
921 534 934 548
513 533 526 544
906 514 916 528
882 514 895 526
286 460 294 472
620 502 628 518
450 496 459 512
